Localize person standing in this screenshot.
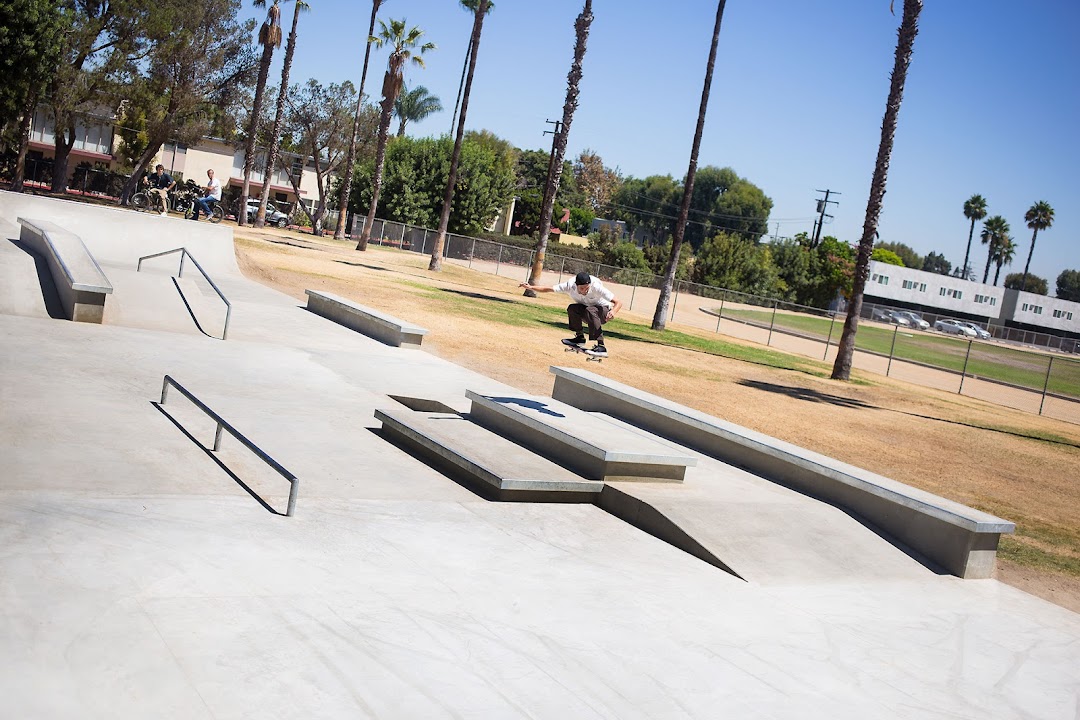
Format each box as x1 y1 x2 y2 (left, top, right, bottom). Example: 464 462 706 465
145 164 175 216
191 168 221 221
520 271 622 357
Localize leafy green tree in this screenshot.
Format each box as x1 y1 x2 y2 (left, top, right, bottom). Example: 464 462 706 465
239 0 282 227
511 149 582 236
921 251 951 275
683 166 772 249
991 235 1015 286
357 17 434 249
873 240 921 268
335 0 384 240
349 134 514 235
980 215 1010 284
0 0 64 191
394 85 442 137
871 248 904 266
1020 200 1054 291
643 238 691 279
692 232 779 298
1056 270 1080 302
771 236 854 308
281 79 357 233
610 174 679 245
573 148 621 212
118 0 257 204
832 0 922 381
1004 272 1047 295
961 193 987 280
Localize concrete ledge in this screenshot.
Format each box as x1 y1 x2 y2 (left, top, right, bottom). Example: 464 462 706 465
549 366 1015 579
305 289 428 347
18 217 113 323
375 406 602 501
465 390 696 483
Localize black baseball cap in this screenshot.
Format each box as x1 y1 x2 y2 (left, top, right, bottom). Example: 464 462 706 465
575 271 591 285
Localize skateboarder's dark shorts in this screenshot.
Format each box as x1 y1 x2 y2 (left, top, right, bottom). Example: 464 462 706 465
568 303 610 340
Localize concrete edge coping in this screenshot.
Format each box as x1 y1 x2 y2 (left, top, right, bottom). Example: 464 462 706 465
464 389 697 467
374 406 603 493
549 366 1015 534
18 217 113 294
305 289 428 335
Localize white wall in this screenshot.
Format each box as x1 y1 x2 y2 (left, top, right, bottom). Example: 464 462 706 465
865 261 1004 318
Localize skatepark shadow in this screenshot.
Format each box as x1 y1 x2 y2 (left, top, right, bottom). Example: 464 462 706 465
737 380 876 410
10 238 65 319
486 396 566 417
335 259 391 271
150 401 285 516
171 276 221 340
438 288 516 303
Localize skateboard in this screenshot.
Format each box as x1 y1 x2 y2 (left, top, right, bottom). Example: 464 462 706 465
562 338 606 362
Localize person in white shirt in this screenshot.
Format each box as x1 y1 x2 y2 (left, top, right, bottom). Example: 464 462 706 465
191 168 222 221
520 271 623 356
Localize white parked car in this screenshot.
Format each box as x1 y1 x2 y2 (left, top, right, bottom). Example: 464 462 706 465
892 310 930 330
958 321 991 340
934 319 977 337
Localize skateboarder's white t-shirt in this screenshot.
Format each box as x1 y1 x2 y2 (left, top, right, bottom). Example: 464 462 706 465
552 277 614 308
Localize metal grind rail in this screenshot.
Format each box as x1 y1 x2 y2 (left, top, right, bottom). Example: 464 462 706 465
159 375 299 517
137 247 232 340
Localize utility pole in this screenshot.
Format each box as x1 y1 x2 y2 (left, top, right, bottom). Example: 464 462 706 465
812 188 840 247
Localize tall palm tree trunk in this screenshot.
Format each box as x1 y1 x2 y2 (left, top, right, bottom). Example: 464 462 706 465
983 248 993 284
239 39 277 227
428 0 489 271
335 0 381 240
962 218 976 280
651 0 727 331
522 0 593 290
449 44 470 136
1021 228 1038 291
831 0 922 380
356 97 395 251
257 2 302 228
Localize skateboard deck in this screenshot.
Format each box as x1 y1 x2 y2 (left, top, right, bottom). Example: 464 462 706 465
561 338 606 362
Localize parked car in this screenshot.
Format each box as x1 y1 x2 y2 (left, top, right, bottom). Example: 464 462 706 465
958 321 991 340
871 308 911 327
934 319 977 337
245 200 290 228
892 310 930 330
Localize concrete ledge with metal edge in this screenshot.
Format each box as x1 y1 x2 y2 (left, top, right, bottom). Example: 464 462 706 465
374 405 603 501
305 289 428 348
17 217 113 323
464 390 697 483
548 365 1015 579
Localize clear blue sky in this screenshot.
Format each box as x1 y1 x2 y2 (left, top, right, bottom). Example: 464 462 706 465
245 0 1078 287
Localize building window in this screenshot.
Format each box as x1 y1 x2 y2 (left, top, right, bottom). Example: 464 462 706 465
939 287 947 296
1033 306 1043 315
903 279 912 289
919 283 926 292
990 297 997 306
1022 303 1029 312
954 290 962 300
1069 312 1074 320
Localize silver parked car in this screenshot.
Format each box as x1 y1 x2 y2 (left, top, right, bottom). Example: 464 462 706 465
245 200 290 228
958 321 991 339
892 310 930 330
934 318 977 337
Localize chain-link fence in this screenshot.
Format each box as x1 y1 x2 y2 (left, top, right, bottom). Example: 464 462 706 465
358 218 1080 424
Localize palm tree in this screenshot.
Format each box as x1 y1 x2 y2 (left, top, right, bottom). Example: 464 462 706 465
961 193 987 281
334 0 384 241
521 0 594 289
448 0 495 135
1021 200 1054 291
651 1 728 331
394 85 442 136
429 0 489 270
831 0 923 381
356 19 435 250
980 215 1010 284
992 234 1015 286
238 0 282 227
255 0 308 228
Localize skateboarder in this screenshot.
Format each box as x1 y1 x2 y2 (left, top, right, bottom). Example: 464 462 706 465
520 271 623 357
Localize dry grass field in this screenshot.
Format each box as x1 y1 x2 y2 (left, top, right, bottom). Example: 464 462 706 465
233 226 1080 613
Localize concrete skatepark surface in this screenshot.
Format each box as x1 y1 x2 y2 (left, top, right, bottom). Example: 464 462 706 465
2 193 1079 719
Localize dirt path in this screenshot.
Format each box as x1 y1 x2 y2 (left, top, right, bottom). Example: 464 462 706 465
233 227 1080 613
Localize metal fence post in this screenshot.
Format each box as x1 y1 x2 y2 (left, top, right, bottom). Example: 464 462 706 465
469 238 476 268
958 340 973 394
671 281 680 322
422 229 429 254
767 300 778 346
886 324 899 376
629 272 637 311
495 245 503 276
824 314 837 360
445 235 452 258
527 251 535 281
716 293 725 333
1039 356 1054 415
558 257 565 283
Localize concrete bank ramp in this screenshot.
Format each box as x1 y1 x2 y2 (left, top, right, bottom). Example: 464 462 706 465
0 235 58 318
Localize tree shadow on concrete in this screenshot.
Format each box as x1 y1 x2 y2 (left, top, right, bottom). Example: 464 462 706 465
438 288 516 304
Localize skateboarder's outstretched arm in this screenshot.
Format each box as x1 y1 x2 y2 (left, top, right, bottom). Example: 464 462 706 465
519 282 553 293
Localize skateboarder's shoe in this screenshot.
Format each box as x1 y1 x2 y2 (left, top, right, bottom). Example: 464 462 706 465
566 334 586 346
586 343 608 358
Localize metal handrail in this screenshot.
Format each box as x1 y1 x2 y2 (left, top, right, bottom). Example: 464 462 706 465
160 374 299 517
137 247 232 339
